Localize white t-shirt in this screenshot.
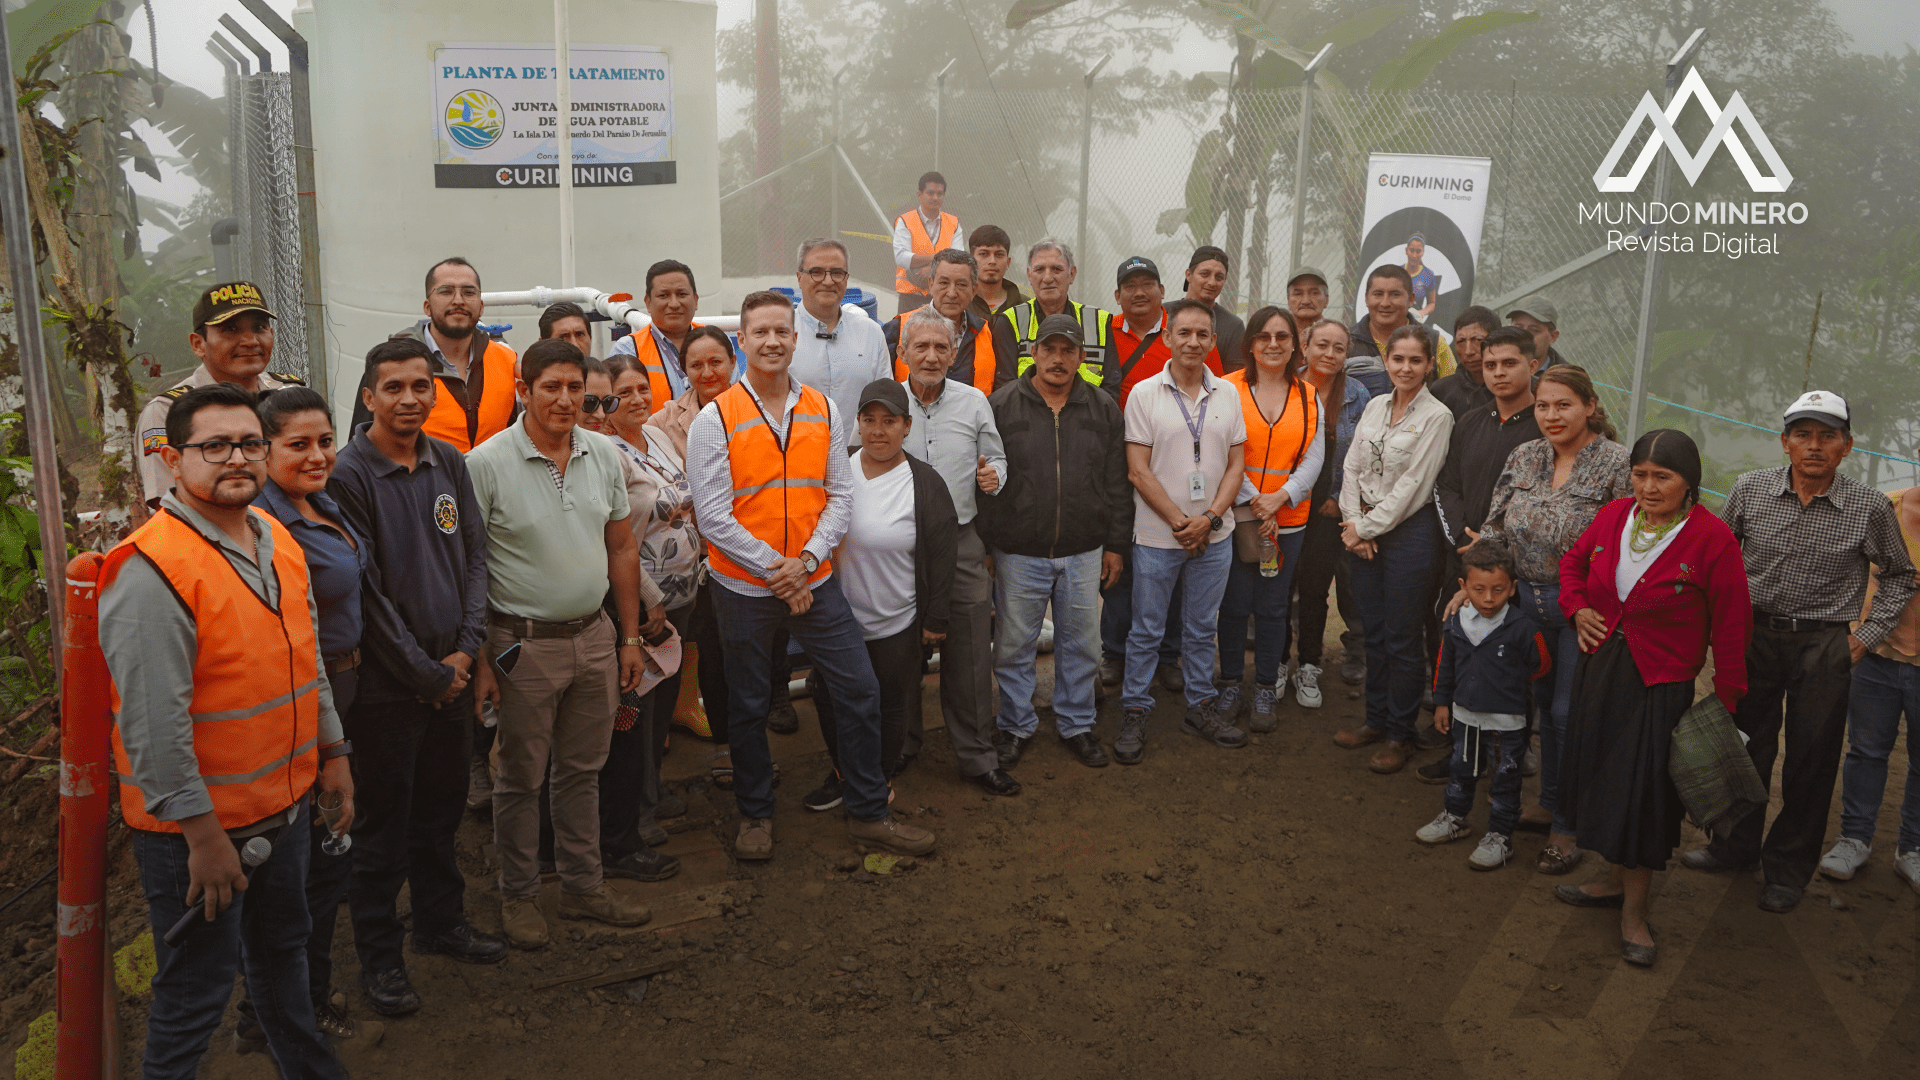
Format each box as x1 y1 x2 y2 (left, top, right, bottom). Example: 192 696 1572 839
1616 510 1687 603
1123 366 1248 549
838 456 918 640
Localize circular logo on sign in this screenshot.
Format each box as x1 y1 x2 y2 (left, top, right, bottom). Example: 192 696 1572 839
495 167 514 185
433 493 458 534
444 89 504 151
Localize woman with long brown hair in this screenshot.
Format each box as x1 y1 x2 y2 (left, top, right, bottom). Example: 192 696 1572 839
1214 306 1325 731
1285 318 1372 704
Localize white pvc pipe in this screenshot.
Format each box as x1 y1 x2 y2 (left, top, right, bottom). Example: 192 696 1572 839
480 287 741 334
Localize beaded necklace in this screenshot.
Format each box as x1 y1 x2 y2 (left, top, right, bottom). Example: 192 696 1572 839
1628 506 1684 555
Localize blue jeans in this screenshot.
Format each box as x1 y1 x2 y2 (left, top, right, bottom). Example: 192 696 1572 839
1839 653 1920 853
1516 579 1580 835
994 549 1102 740
1216 529 1307 685
711 577 889 822
134 800 345 1080
1123 541 1234 711
1102 555 1181 664
1348 506 1440 743
1444 723 1531 836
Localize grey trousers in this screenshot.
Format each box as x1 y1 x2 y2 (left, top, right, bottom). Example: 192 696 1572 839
491 612 618 901
926 522 998 778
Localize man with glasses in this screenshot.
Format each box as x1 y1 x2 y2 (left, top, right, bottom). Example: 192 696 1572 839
790 238 891 447
361 257 521 452
1430 305 1499 419
105 381 352 1079
138 281 308 508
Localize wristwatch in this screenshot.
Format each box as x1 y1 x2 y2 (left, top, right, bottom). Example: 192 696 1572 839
800 552 820 574
1204 511 1224 532
621 637 645 648
318 740 353 762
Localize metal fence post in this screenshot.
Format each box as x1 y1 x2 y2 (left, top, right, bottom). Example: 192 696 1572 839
830 71 842 250
934 59 955 173
1077 54 1109 302
1626 28 1705 442
1289 45 1333 277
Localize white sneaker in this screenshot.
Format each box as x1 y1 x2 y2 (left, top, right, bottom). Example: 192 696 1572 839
1415 810 1470 846
1293 663 1324 709
1894 850 1920 896
1468 832 1512 870
1272 662 1289 705
1819 837 1873 881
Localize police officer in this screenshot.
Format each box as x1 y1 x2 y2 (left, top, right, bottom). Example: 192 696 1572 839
137 282 306 509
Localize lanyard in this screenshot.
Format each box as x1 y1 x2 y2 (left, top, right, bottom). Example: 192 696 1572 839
1171 383 1210 465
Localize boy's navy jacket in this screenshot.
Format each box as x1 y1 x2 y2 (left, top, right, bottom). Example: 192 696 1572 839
1432 605 1552 716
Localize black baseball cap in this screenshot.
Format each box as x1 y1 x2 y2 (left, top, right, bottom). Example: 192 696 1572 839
193 281 276 330
1116 256 1160 287
1036 313 1083 347
857 379 910 416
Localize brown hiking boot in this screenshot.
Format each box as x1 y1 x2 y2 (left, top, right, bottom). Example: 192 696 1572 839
735 817 774 861
558 883 652 927
1333 724 1384 749
847 816 936 856
501 898 549 950
1368 740 1414 774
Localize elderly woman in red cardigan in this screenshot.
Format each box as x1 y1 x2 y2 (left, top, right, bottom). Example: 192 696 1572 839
1552 429 1750 967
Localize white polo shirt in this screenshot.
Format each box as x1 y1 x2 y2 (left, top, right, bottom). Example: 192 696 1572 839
1123 365 1246 550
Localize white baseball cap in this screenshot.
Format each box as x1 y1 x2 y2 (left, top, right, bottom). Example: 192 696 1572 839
1782 390 1849 431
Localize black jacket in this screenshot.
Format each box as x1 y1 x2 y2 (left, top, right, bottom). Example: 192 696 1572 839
1430 370 1493 419
845 448 957 637
1433 606 1551 716
1433 404 1541 549
977 369 1129 559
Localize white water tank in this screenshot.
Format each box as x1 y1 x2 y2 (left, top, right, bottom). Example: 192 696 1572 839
295 0 721 414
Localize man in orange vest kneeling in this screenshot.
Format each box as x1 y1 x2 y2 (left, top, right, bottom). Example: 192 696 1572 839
102 383 352 1080
685 291 938 861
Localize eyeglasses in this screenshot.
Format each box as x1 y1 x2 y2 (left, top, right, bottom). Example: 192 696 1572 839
431 285 481 300
802 267 850 283
176 438 271 462
583 394 622 415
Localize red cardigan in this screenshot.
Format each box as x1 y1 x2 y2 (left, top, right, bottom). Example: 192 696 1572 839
1558 499 1751 711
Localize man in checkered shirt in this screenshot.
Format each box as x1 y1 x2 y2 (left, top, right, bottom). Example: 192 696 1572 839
1682 391 1917 914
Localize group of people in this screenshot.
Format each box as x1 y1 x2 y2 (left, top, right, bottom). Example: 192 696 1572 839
101 182 1920 1079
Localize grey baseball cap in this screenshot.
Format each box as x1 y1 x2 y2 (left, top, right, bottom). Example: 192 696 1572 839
1286 266 1330 290
1507 294 1559 326
1036 312 1083 346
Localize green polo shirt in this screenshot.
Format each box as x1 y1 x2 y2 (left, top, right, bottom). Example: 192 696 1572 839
468 420 630 622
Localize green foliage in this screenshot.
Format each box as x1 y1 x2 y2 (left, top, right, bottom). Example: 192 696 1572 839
4 0 97 78
0 416 56 713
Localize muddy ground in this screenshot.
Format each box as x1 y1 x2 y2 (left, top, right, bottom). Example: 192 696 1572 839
4 631 1919 1080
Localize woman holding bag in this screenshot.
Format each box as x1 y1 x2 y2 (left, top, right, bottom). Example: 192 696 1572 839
1553 429 1750 966
1214 307 1324 732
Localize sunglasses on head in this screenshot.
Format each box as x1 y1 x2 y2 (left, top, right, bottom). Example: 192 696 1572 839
583 394 622 414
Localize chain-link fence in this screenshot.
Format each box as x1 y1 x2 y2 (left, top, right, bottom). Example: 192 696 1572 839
225 68 307 380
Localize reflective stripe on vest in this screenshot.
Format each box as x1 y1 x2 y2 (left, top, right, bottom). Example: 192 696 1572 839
424 340 518 452
1227 368 1321 530
1007 300 1108 386
894 211 958 296
102 508 321 833
706 383 835 587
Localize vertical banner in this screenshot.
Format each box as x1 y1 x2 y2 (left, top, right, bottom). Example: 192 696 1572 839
1354 153 1492 335
431 42 676 189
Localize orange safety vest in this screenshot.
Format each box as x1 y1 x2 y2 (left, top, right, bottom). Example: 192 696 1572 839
890 319 997 395
103 508 322 833
425 340 519 452
628 323 701 418
706 382 835 588
894 210 959 297
1227 368 1321 530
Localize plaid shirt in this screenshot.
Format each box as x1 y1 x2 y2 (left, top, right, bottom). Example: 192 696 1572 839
1721 466 1918 648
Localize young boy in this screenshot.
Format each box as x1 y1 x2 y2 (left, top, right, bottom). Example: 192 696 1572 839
1414 539 1551 869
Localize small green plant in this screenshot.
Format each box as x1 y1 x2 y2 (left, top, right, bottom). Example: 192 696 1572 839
0 414 56 713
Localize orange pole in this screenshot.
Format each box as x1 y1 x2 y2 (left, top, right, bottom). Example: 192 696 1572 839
56 552 108 1080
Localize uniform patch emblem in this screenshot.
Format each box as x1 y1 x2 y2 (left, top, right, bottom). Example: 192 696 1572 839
140 428 167 455
433 492 458 534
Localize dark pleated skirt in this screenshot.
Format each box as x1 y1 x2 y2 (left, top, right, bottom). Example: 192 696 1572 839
1561 632 1695 871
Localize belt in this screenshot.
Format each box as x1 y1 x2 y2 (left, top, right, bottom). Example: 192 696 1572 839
325 648 360 675
1754 609 1849 634
490 610 601 639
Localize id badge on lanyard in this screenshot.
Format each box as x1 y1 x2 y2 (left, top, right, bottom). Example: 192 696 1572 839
1173 386 1210 506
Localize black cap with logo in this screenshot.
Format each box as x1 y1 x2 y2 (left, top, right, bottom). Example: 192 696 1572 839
1116 256 1160 287
192 281 276 330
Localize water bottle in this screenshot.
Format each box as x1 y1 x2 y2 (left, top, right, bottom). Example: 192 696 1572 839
1259 536 1280 578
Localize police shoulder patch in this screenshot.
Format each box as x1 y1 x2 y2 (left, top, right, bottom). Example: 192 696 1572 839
162 385 191 400
140 428 168 455
268 371 307 386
